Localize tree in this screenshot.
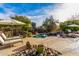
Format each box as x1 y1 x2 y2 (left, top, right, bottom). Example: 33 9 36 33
36 26 45 33
10 15 32 31
60 20 79 32
42 16 57 32
30 22 37 33
32 22 36 29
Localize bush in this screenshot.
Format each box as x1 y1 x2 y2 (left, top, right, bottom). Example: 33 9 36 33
20 31 27 38
26 41 31 49
27 32 32 37
38 44 44 48
36 44 44 55
33 45 38 49
36 47 43 54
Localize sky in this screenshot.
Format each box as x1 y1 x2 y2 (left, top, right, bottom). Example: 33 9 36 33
0 3 79 26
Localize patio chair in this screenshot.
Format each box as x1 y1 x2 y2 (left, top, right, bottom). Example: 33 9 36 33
0 35 23 49
0 32 22 41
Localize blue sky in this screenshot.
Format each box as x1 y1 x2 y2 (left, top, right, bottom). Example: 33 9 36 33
0 3 78 27
0 3 57 26
4 3 55 15
0 3 56 16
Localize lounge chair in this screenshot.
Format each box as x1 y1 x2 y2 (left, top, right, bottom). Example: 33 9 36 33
0 32 23 49
0 35 22 44
0 32 22 41
0 35 23 49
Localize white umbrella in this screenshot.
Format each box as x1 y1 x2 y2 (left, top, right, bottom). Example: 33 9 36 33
0 19 26 36
0 19 25 25
68 24 79 27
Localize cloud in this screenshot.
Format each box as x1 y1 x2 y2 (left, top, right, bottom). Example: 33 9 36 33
46 3 79 22
29 3 79 26
0 3 79 27
26 4 59 26
28 15 49 27
0 12 15 20
0 4 16 19
0 3 56 26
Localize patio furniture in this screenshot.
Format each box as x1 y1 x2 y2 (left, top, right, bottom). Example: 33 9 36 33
0 32 22 41
0 33 23 49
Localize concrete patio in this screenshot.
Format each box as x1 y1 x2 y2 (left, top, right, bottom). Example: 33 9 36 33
0 36 79 56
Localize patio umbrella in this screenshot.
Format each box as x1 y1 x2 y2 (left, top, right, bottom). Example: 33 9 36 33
0 19 26 36
68 24 79 27
67 24 79 32
0 19 25 25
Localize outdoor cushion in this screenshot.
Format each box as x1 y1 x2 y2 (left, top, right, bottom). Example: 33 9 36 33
0 32 23 46
4 39 22 45
4 36 21 41
0 36 4 45
1 33 7 40
1 33 21 41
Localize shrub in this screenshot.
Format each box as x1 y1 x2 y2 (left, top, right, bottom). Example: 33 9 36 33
20 31 27 38
36 44 44 55
26 41 31 49
27 32 32 37
36 47 43 54
33 45 38 49
38 44 44 48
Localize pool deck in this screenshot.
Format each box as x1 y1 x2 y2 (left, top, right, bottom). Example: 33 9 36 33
0 36 79 56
